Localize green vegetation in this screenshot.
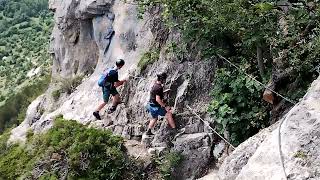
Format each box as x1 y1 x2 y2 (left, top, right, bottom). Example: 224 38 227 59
138 48 160 71
51 75 85 101
208 69 269 145
294 150 307 159
57 75 84 94
0 75 50 133
0 128 11 155
0 0 53 132
0 0 53 96
0 117 142 179
155 151 184 180
51 89 61 101
139 0 320 145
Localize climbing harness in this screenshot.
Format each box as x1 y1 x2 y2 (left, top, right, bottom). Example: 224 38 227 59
186 104 236 149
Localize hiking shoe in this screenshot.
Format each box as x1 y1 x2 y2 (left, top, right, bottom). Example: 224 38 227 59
93 111 101 120
146 130 154 136
107 106 117 114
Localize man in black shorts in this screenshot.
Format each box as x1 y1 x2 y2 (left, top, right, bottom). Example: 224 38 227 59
93 59 127 120
145 72 177 135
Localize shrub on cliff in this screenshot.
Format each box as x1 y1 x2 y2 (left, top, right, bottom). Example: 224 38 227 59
0 117 142 179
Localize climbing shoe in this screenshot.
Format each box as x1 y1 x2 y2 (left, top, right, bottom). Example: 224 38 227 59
93 111 101 120
107 106 117 114
145 129 154 136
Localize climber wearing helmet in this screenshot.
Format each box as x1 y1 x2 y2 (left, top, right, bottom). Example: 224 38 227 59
93 59 127 120
145 72 177 135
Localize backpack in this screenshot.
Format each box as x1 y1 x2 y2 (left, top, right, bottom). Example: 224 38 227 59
97 68 117 87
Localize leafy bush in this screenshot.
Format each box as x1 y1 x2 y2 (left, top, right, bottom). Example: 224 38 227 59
208 68 269 145
60 75 84 94
0 0 53 132
0 75 50 133
0 129 11 155
50 75 85 102
138 49 160 71
155 151 184 180
0 117 142 180
51 89 61 101
139 0 320 144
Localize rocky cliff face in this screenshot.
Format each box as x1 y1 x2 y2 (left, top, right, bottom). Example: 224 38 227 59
9 0 217 179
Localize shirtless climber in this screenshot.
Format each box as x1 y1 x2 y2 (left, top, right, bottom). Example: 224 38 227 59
93 59 127 120
145 72 180 136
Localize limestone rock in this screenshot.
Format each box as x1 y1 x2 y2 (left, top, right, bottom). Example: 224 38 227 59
213 141 225 160
197 170 220 180
218 124 277 180
173 133 214 179
8 95 45 143
141 133 153 148
125 139 151 162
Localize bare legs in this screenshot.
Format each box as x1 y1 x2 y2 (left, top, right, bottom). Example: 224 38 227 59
112 94 121 107
95 94 121 113
148 119 157 129
165 110 176 128
95 102 107 112
147 109 176 135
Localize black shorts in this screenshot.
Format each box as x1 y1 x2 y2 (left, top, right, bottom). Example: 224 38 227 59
102 86 118 102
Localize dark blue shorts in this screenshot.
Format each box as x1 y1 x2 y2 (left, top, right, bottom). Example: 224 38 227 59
146 103 167 119
102 86 118 102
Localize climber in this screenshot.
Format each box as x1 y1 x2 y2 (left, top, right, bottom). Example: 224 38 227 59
145 72 178 136
93 59 127 120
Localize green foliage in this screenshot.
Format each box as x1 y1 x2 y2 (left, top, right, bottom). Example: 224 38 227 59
0 128 37 179
0 0 53 132
208 68 269 145
139 0 320 144
51 89 61 101
155 151 184 180
58 75 84 94
0 129 11 155
138 0 278 56
0 117 142 179
39 173 59 180
0 75 50 133
138 48 160 71
0 144 36 179
294 150 307 159
51 75 85 101
26 128 34 140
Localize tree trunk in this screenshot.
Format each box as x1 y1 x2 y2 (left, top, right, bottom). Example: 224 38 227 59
257 45 265 79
